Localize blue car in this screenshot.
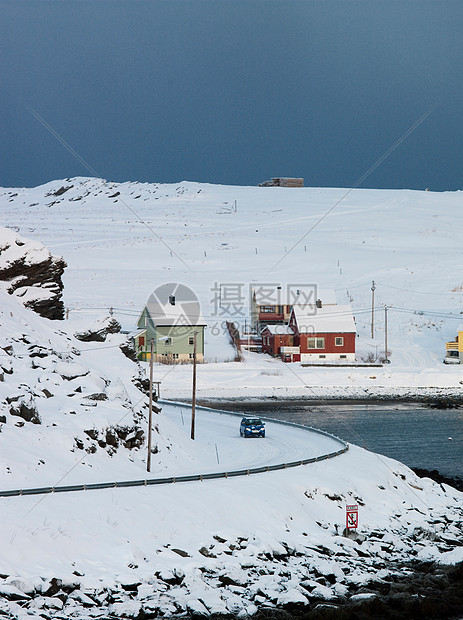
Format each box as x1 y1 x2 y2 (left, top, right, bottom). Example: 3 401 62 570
240 417 265 438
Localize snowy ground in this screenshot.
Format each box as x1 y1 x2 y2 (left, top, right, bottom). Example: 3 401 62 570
1 178 463 617
1 177 463 400
0 276 461 618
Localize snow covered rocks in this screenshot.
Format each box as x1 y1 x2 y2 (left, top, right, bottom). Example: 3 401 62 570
74 316 121 343
0 227 66 320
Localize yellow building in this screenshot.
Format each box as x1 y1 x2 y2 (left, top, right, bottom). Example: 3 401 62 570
444 328 463 364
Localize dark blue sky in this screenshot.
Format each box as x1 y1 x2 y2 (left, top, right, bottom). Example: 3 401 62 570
1 0 462 190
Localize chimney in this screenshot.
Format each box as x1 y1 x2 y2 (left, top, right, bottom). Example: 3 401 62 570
316 299 322 308
169 295 175 305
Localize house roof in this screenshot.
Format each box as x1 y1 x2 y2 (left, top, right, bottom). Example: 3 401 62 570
291 304 356 334
143 302 206 327
252 286 337 307
261 324 294 335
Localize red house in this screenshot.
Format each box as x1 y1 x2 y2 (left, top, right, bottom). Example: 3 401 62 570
261 325 295 357
251 286 337 331
287 304 356 362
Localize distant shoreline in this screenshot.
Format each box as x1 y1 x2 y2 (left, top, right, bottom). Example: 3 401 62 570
195 396 463 408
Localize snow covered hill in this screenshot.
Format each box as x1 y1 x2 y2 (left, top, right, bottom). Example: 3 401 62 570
1 177 463 399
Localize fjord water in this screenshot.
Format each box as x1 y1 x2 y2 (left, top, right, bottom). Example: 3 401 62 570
219 403 463 479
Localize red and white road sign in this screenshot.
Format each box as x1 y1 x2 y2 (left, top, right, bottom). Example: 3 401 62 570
346 504 358 530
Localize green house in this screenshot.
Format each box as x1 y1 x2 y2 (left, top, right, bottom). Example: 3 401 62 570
134 299 206 363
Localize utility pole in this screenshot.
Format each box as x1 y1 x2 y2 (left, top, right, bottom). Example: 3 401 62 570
147 339 154 472
191 332 197 440
384 305 388 364
371 280 376 339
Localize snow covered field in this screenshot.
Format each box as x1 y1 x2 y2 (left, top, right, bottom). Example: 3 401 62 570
0 178 462 617
1 177 463 400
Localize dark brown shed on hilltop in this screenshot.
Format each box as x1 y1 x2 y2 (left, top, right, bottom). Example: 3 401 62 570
258 177 304 187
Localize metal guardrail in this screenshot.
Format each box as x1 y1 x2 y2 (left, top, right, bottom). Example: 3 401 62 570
0 399 348 498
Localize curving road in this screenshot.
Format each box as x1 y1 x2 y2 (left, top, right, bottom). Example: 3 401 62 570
0 402 347 498
160 401 347 476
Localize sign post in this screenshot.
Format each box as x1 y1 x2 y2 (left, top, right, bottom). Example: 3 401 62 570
346 504 359 531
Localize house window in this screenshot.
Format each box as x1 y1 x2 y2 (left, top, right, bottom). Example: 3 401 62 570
164 338 172 346
340 355 346 359
189 353 194 359
189 336 194 345
308 337 325 349
260 306 275 313
335 337 344 346
139 336 145 346
173 353 179 359
319 354 326 358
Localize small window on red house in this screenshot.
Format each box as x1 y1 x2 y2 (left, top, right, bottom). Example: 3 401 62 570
335 337 344 346
139 336 145 346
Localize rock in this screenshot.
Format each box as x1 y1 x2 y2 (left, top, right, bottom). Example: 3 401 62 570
55 361 89 380
84 429 99 440
68 590 96 606
412 467 463 493
42 577 62 597
123 429 144 449
156 569 184 585
213 534 227 544
171 548 190 558
74 318 121 342
277 587 309 606
0 583 31 600
105 429 119 448
46 185 73 197
28 345 52 358
120 582 141 593
0 358 13 374
85 392 108 401
4 577 38 595
343 529 366 543
0 415 6 424
9 396 41 424
120 338 138 362
108 601 142 618
132 373 150 395
199 546 217 558
218 569 248 587
0 228 66 319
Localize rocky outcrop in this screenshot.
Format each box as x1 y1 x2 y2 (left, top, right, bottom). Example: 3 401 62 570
9 396 41 424
74 317 121 342
0 227 66 320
